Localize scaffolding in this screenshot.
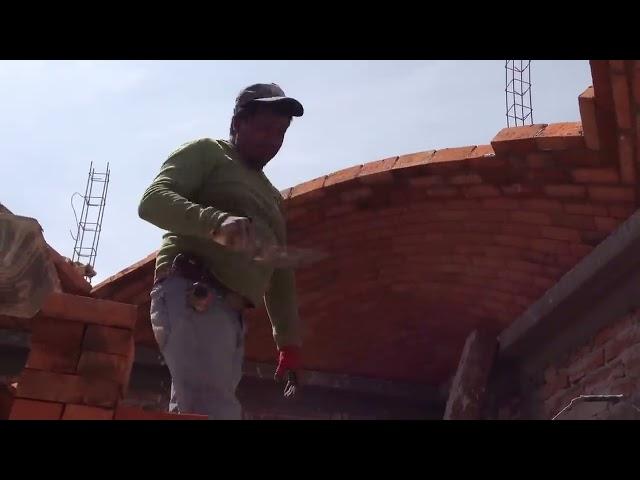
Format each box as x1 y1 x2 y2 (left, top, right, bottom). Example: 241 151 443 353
505 60 533 127
70 162 110 282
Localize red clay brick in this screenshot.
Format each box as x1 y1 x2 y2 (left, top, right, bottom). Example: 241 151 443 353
570 168 620 184
393 150 435 170
581 230 610 246
540 226 581 242
31 317 86 350
526 152 555 168
502 184 538 196
290 176 326 198
608 204 636 219
83 325 134 356
450 173 482 185
9 399 64 420
530 238 571 255
521 198 564 212
550 213 596 230
510 211 552 225
425 186 459 198
409 175 444 187
357 156 398 182
544 184 587 199
501 223 540 237
588 186 635 203
279 187 293 200
567 348 605 383
618 131 636 184
340 187 373 202
605 332 640 363
563 203 609 216
491 124 547 155
481 198 520 210
324 165 363 187
493 235 530 249
431 146 475 164
578 86 600 150
594 216 622 232
535 123 585 151
594 314 636 347
26 343 80 374
17 369 120 408
463 185 501 198
77 351 133 386
62 404 114 420
570 243 593 258
558 149 605 167
611 73 632 129
633 61 640 105
41 293 137 329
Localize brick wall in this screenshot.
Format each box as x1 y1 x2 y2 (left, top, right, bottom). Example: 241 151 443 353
497 309 640 420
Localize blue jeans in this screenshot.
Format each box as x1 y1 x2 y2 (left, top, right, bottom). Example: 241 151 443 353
149 275 246 419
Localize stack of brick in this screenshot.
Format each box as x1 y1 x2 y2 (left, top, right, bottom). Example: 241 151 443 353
8 292 205 420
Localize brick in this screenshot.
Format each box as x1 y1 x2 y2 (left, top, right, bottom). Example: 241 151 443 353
77 351 133 386
31 317 86 350
114 405 207 420
564 203 609 216
540 373 570 400
491 124 547 155
470 210 509 222
540 226 581 242
535 123 585 151
493 235 531 249
526 152 555 168
567 348 605 383
582 364 626 392
83 325 134 356
502 184 538 196
431 146 475 164
605 333 640 363
588 186 635 203
465 144 495 160
521 198 564 212
570 243 593 258
618 132 636 184
324 165 362 187
557 149 605 167
580 230 610 246
611 73 632 129
41 293 137 329
595 314 636 347
425 186 459 198
571 168 620 184
633 61 640 105
290 176 326 198
450 173 482 185
393 150 435 170
501 223 540 237
463 185 500 198
279 187 293 200
530 238 570 255
608 204 636 219
481 198 520 210
340 187 372 202
527 168 571 184
550 213 596 230
578 86 600 150
26 343 80 374
409 175 444 187
544 184 587 199
62 404 114 420
594 216 622 232
9 399 64 420
16 369 120 408
357 157 398 184
510 211 552 225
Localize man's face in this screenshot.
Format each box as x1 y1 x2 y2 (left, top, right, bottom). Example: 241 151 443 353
235 106 291 170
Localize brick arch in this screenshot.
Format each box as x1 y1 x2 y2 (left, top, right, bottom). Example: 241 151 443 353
244 119 636 385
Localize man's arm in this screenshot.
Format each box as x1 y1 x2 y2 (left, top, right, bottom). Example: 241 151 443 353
264 266 302 350
138 139 230 237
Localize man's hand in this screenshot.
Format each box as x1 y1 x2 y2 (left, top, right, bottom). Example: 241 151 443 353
275 345 301 399
211 216 258 254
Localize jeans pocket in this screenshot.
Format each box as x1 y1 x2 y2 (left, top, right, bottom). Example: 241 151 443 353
150 284 171 351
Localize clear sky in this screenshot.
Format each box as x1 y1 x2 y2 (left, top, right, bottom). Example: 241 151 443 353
0 60 592 284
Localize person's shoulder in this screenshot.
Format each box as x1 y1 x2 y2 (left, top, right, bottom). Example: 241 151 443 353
168 138 226 158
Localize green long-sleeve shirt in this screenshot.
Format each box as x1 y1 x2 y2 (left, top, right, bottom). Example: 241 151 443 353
138 138 301 348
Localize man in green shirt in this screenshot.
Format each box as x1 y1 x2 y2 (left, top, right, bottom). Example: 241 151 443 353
138 83 304 419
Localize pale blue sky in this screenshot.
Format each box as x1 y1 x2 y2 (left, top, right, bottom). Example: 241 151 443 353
0 60 592 283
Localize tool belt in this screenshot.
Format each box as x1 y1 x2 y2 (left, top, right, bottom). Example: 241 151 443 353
154 253 251 312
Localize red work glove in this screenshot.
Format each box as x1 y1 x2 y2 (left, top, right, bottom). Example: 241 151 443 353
274 346 301 398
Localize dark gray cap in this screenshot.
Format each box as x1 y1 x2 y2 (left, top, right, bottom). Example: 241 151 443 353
234 83 304 117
